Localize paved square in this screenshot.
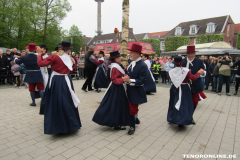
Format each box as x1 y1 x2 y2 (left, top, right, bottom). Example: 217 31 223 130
0 80 239 160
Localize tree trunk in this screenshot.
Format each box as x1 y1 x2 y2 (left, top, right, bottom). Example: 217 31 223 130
121 0 129 66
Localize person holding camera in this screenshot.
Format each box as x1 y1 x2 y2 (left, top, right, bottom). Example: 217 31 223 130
217 52 233 96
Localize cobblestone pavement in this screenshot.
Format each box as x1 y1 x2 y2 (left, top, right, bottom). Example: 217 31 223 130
0 79 239 160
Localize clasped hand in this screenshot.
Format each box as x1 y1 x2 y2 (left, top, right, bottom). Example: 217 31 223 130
122 75 130 83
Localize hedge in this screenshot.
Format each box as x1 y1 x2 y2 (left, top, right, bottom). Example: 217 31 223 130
237 33 240 50
196 34 224 44
164 36 190 52
139 38 160 56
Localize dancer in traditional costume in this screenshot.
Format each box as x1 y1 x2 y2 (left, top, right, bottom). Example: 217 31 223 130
182 45 207 124
37 41 81 134
15 43 44 106
167 56 204 127
123 43 148 135
142 54 156 94
91 51 108 93
92 51 130 129
39 44 49 89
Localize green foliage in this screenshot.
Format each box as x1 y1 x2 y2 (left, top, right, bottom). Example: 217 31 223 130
164 36 190 52
139 39 160 55
0 0 71 51
67 25 84 53
237 33 240 50
196 34 224 44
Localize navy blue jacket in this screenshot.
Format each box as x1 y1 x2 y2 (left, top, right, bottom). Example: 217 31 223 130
182 58 205 93
15 53 43 83
6 54 14 68
208 63 216 75
126 59 148 104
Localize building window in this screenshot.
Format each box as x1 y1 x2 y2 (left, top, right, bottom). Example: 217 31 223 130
206 22 217 33
191 27 196 34
175 27 184 36
227 24 230 37
161 41 165 50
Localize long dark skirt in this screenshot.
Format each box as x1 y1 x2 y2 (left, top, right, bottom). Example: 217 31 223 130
167 84 194 125
144 70 156 93
94 67 108 89
92 83 131 127
43 75 81 134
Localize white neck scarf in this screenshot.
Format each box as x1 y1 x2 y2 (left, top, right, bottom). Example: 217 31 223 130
58 53 73 71
169 67 189 88
127 57 142 72
110 63 125 78
186 57 195 69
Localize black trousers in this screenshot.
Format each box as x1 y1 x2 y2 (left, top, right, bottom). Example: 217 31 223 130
235 77 240 92
13 76 20 86
82 68 96 90
161 71 167 83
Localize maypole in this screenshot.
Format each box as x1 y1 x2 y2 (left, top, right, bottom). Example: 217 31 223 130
121 0 129 66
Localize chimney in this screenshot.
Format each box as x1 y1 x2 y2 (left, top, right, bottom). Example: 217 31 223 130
95 0 104 36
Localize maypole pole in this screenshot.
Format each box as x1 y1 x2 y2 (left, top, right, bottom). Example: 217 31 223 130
121 0 129 66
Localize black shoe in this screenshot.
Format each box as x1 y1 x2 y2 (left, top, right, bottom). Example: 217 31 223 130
81 88 88 92
114 126 126 130
204 88 208 90
128 127 135 135
192 119 196 125
178 125 184 128
146 92 150 94
135 118 140 124
88 89 94 91
29 103 36 107
97 90 101 93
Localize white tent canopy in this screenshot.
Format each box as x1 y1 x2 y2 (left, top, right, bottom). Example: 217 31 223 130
161 42 240 56
177 42 233 52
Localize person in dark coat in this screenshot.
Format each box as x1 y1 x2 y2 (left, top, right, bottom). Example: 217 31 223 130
208 58 218 91
92 50 130 130
38 41 81 134
182 45 207 124
90 51 108 92
15 43 44 106
122 43 148 135
6 49 14 84
0 49 8 84
167 56 204 127
82 45 97 92
233 58 240 95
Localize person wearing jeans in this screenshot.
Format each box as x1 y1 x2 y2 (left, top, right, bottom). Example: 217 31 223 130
217 52 233 96
232 59 240 95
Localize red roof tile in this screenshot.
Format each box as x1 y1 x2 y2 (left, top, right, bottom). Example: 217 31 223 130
234 23 240 33
148 31 169 38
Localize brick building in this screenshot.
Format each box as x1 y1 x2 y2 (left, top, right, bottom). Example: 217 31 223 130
160 15 235 52
233 23 240 49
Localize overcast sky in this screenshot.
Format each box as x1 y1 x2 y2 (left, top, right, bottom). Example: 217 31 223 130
61 0 240 38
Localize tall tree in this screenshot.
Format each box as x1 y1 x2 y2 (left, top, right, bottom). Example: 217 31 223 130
41 0 71 43
68 24 84 53
121 0 129 66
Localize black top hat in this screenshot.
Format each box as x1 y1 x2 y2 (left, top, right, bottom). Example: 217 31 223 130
99 51 104 56
58 43 62 48
40 44 47 48
61 41 73 50
174 56 182 64
109 50 120 59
